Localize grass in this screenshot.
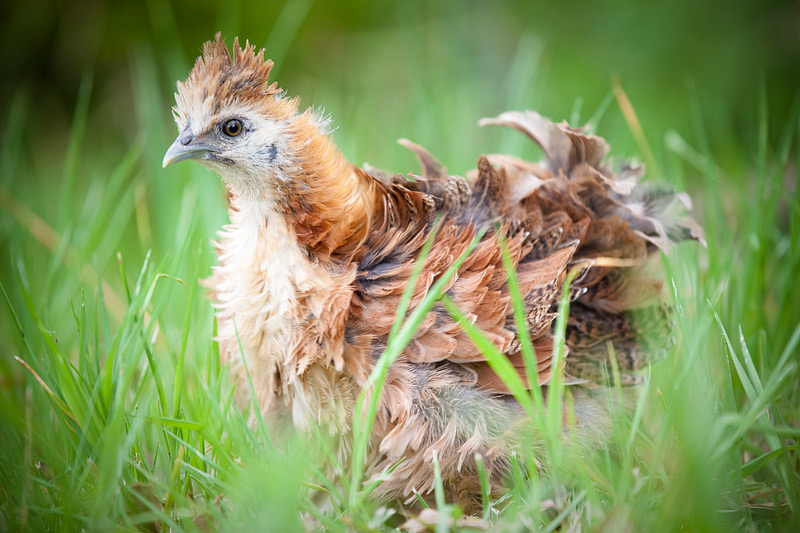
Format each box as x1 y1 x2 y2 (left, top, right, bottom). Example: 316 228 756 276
1 10 799 531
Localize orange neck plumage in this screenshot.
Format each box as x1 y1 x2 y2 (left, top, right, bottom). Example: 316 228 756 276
235 109 380 262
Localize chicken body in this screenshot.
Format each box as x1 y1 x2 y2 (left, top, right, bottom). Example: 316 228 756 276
163 34 703 507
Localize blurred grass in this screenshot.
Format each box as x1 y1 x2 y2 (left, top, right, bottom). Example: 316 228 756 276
1 0 799 530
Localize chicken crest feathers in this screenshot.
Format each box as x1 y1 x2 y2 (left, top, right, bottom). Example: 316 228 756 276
173 33 288 127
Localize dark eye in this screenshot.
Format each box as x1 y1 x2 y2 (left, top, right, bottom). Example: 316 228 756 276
222 119 243 137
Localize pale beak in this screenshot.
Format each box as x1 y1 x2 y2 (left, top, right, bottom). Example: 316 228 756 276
162 125 219 168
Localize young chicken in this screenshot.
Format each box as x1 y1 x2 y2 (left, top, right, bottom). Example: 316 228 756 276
163 34 703 507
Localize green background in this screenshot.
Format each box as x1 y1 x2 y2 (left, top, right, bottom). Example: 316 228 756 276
1 0 798 530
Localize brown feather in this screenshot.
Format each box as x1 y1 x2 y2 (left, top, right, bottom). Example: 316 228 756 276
168 35 704 510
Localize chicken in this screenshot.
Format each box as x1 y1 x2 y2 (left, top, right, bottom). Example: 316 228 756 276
162 34 703 508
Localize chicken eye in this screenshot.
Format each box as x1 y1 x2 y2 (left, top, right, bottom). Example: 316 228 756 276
222 119 243 137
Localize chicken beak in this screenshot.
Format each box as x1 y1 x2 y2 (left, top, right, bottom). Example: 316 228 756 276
162 126 218 168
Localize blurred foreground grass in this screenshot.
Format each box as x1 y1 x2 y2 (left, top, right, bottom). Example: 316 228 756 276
1 1 799 530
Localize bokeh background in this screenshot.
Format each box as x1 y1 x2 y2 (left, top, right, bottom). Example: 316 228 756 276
2 0 798 356
3 0 798 169
1 1 799 529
